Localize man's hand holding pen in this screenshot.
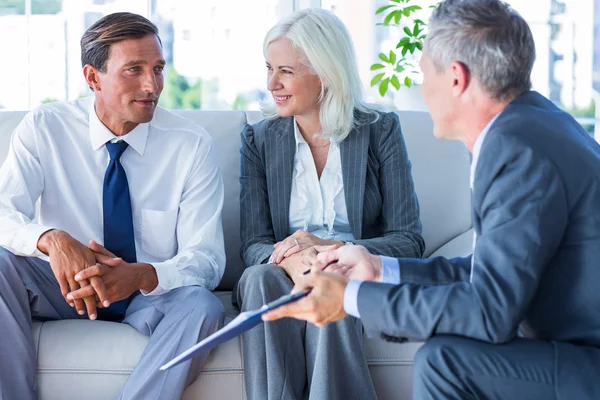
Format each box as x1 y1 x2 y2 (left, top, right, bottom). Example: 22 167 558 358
261 244 382 326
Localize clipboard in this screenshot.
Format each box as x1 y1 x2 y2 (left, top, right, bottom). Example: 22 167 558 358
160 289 311 371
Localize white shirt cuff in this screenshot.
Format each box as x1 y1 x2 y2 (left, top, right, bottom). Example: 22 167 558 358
343 279 363 318
380 256 401 284
16 224 54 258
143 261 178 296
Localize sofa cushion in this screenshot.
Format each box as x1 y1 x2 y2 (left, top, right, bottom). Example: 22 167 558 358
33 292 244 400
33 291 427 400
173 110 248 291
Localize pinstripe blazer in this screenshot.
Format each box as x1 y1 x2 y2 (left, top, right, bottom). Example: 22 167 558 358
239 110 425 267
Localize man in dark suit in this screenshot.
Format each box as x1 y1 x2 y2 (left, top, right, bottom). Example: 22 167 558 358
263 0 600 398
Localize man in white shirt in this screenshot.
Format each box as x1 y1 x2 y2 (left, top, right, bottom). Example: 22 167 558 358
0 12 226 399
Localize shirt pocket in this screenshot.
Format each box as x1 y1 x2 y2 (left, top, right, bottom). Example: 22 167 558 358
141 208 178 259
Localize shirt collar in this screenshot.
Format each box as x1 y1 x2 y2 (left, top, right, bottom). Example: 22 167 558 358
470 111 502 188
293 118 306 147
88 98 149 156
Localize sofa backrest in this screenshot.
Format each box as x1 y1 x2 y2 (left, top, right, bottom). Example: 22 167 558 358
0 108 471 291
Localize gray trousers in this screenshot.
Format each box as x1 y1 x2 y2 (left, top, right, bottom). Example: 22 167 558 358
413 335 600 400
0 247 225 400
234 264 377 400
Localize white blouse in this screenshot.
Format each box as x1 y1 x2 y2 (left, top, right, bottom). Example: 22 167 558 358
288 119 355 241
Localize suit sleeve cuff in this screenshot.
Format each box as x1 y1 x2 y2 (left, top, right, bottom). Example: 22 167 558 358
380 256 401 284
343 279 363 318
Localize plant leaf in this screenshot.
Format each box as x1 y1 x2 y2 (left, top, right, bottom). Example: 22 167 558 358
379 78 390 96
370 63 385 70
403 26 412 36
371 72 386 86
378 52 390 63
375 5 396 14
404 77 412 88
391 75 400 90
396 37 411 49
384 10 398 25
389 50 397 65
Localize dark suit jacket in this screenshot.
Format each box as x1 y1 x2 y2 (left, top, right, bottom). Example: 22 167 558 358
239 111 425 267
358 92 600 352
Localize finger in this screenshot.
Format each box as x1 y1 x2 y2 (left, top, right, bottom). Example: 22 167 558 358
276 238 300 263
272 240 290 264
316 249 340 266
89 240 116 258
75 277 98 320
261 298 311 321
313 244 339 253
283 244 302 259
262 309 316 323
324 263 342 273
74 264 104 281
67 285 96 300
95 254 122 267
67 278 86 316
56 273 74 307
89 276 110 307
83 293 98 320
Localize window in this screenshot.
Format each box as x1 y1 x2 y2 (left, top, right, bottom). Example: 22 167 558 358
1 0 599 135
0 0 286 110
152 0 281 110
0 0 149 110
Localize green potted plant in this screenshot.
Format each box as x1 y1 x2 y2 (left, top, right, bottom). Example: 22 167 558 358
370 0 434 96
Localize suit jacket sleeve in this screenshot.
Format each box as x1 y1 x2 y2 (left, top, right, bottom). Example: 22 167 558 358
239 123 276 266
352 113 425 258
358 134 568 343
398 255 472 285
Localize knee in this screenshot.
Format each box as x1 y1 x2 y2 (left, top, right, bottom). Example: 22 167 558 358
413 336 461 378
177 286 225 324
238 264 288 293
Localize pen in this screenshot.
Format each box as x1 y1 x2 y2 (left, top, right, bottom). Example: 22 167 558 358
302 260 337 275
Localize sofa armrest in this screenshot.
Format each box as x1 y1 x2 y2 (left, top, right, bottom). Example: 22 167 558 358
429 228 473 259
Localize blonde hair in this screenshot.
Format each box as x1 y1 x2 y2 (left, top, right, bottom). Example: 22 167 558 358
261 8 378 142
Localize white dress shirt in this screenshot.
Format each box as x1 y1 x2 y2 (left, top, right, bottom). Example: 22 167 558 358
0 97 225 295
343 112 502 318
288 119 354 241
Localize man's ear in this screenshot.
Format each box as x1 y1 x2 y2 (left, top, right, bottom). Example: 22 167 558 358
450 61 471 98
83 64 101 92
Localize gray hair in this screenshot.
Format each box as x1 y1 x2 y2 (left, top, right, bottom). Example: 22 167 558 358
261 8 378 142
426 0 535 101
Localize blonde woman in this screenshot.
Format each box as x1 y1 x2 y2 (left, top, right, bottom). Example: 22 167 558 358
235 8 425 400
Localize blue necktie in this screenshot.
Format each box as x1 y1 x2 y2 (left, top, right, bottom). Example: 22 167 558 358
99 141 136 320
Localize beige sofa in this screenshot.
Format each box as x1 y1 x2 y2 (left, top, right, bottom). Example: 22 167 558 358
0 108 473 400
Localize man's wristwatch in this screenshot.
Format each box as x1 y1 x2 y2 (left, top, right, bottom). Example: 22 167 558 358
342 241 354 246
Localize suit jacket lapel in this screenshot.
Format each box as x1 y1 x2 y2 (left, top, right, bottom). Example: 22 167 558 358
341 122 369 239
267 117 295 241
